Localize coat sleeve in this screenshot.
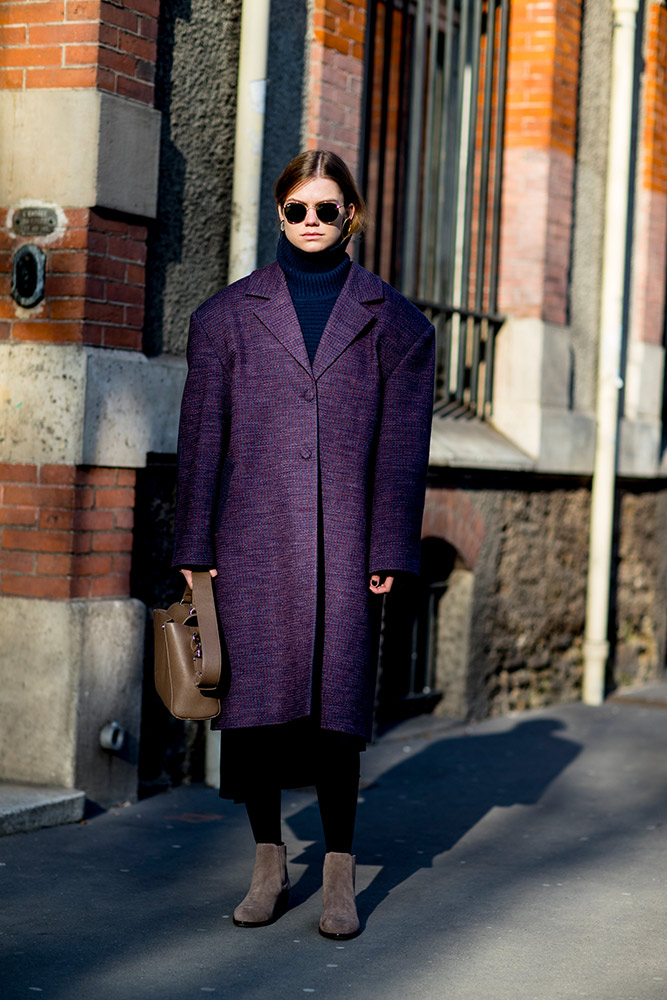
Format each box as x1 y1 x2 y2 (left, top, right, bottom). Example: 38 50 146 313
368 324 435 577
171 310 230 569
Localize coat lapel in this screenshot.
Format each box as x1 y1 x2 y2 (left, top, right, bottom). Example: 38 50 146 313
246 260 385 380
247 263 312 375
311 262 384 379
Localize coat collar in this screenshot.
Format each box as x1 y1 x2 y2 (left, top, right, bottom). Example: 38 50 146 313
246 260 384 380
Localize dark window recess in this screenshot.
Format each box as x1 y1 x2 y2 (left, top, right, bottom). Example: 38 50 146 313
373 539 457 734
359 0 510 417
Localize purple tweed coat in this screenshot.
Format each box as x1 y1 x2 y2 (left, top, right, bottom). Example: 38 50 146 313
172 258 435 740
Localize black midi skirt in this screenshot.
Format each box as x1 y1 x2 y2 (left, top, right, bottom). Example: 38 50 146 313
217 452 367 804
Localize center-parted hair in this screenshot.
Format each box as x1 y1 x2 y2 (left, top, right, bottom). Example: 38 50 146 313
274 150 367 235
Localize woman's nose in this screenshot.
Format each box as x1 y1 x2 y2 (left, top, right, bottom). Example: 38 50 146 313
304 207 319 224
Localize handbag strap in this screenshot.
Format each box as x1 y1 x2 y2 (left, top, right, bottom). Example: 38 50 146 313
190 572 222 689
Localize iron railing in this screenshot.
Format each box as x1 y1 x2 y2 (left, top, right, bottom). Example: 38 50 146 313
359 0 510 417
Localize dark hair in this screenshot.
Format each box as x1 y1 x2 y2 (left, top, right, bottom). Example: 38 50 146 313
273 150 367 235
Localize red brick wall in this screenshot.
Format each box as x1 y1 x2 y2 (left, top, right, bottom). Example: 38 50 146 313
498 0 582 323
1 208 147 349
423 487 485 570
0 463 135 600
631 1 667 347
0 0 158 103
306 0 366 174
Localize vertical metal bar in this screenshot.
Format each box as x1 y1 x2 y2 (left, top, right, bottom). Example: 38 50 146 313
475 0 496 315
487 0 509 315
485 0 510 416
390 0 411 288
374 0 396 275
358 0 378 271
459 0 483 314
458 0 483 406
401 0 428 297
418 0 442 300
435 310 452 408
449 0 471 399
470 0 497 410
434 0 456 303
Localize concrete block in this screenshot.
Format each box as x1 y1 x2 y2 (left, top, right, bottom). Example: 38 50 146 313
537 410 596 474
492 318 599 473
0 90 161 218
82 349 186 467
0 597 146 807
0 90 99 208
623 340 665 423
0 599 81 787
75 598 145 808
97 91 161 218
618 417 662 478
0 343 186 468
0 783 85 837
0 342 87 466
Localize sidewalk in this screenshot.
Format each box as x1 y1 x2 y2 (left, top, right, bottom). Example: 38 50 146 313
1 693 666 1000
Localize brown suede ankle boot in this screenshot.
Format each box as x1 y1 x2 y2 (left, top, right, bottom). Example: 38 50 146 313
233 843 290 927
318 852 361 940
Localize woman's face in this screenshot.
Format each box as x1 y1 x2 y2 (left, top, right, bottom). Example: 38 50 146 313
278 176 355 253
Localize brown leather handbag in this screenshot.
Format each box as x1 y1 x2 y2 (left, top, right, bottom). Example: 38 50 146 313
153 572 226 720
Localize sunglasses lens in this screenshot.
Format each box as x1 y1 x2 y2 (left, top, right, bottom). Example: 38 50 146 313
284 203 307 224
316 203 340 223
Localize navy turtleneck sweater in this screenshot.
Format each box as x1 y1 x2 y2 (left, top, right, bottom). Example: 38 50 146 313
276 229 352 365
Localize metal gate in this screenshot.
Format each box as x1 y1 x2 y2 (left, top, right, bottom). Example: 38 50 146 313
359 0 510 417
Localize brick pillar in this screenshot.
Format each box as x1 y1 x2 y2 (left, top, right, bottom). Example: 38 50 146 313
623 0 667 442
497 0 583 321
491 0 591 471
305 0 366 174
0 0 165 804
629 1 667 348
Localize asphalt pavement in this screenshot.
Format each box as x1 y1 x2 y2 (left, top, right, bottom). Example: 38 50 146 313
1 692 666 1000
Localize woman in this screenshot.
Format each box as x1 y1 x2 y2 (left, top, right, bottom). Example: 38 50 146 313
172 150 435 939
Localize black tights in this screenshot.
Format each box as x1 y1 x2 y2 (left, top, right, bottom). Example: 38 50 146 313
245 747 360 854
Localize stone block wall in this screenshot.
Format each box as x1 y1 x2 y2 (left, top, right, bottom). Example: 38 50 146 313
424 474 667 721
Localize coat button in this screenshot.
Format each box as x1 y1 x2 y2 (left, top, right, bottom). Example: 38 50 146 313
300 445 312 459
301 387 315 401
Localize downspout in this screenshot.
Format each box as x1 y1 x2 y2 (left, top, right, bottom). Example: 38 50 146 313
227 0 272 283
206 0 271 787
582 0 639 705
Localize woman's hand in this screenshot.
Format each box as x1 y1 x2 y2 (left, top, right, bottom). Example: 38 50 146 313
180 568 218 589
369 573 394 594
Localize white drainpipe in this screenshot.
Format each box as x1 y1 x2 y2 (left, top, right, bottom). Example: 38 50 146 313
206 0 271 787
582 0 639 705
227 0 272 283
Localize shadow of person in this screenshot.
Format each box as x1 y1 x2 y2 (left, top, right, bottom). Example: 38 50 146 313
285 717 581 927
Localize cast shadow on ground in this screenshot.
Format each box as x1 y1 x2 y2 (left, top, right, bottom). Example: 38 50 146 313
285 718 581 928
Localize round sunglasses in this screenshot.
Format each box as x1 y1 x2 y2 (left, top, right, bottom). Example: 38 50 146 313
283 201 344 225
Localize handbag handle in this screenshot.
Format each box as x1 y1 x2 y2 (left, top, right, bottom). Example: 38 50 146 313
183 571 222 690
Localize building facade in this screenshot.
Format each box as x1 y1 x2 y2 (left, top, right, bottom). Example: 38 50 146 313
1 0 665 803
